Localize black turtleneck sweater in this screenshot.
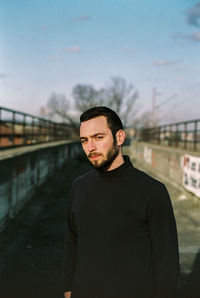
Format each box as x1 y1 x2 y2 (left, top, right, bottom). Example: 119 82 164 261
63 155 179 298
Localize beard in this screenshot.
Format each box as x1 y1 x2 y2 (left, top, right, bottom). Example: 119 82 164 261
88 139 119 171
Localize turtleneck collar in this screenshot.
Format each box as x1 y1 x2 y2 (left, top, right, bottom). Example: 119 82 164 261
94 155 133 182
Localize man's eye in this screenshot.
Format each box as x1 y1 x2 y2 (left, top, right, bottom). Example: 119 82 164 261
81 140 87 144
96 136 103 140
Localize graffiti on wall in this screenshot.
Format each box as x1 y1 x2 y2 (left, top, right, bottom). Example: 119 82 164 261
183 154 200 198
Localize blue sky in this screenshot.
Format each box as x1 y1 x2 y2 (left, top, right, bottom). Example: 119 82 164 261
0 0 200 124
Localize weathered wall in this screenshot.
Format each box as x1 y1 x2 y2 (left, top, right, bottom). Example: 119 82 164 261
129 141 200 198
0 141 81 231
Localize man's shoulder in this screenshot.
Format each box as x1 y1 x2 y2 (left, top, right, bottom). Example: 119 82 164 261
72 169 96 186
133 166 165 191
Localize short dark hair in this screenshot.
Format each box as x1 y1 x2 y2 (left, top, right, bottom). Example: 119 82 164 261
80 106 123 137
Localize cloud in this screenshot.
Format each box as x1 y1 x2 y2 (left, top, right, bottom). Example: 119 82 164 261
59 46 81 53
0 73 9 79
186 2 200 27
185 31 200 42
173 31 200 42
154 60 180 67
120 47 136 53
67 46 81 53
71 16 92 23
40 25 49 31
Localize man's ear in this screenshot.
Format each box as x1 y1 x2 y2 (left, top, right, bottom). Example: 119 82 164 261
116 129 126 146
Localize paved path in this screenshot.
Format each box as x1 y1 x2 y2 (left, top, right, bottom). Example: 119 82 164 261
133 159 200 298
0 155 91 298
0 154 200 298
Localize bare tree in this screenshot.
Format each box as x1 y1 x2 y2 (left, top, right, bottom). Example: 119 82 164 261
44 93 78 128
40 77 139 129
39 106 49 119
132 111 152 130
72 84 104 112
72 77 139 126
104 77 139 126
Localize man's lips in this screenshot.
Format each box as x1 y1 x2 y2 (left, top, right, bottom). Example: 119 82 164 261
89 154 101 159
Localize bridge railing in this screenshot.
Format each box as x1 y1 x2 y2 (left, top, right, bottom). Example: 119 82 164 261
0 106 76 149
140 118 200 152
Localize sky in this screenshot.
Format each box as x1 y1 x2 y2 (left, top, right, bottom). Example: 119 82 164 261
0 0 200 124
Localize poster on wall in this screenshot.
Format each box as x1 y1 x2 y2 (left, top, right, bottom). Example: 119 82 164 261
144 146 152 165
183 154 200 198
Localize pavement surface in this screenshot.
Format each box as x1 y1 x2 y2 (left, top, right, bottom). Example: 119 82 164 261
0 151 200 298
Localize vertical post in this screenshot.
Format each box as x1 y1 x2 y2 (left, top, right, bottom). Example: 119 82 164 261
194 121 197 151
152 87 156 127
0 108 2 147
39 118 42 143
168 124 172 147
184 122 187 150
175 123 179 148
12 111 16 146
32 116 35 144
23 114 26 145
158 127 161 145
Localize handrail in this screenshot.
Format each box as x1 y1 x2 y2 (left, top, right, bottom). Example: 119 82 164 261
140 118 200 152
0 106 77 149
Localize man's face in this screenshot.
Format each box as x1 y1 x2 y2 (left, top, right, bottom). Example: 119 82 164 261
80 116 119 170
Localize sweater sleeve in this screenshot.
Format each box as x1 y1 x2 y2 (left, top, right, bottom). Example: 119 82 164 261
147 183 180 298
63 182 77 292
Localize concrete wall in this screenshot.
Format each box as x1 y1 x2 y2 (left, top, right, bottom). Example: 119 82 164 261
0 141 81 231
129 141 200 198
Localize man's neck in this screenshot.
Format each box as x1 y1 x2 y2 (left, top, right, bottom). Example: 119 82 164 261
106 153 124 171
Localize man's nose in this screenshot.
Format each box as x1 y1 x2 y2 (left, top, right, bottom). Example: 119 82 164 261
87 140 96 151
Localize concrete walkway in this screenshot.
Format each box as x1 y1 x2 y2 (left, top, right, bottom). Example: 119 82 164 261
0 154 200 298
133 159 200 298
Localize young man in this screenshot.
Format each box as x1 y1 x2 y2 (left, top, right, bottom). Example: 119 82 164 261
63 106 179 298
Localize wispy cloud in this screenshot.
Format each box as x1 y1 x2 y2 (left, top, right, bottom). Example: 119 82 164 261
40 25 49 31
59 46 81 53
185 31 200 42
120 47 136 53
71 16 92 23
186 2 200 27
0 73 9 79
173 31 200 42
67 46 81 53
154 60 180 67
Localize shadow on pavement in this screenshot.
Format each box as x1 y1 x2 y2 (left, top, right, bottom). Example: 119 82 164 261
178 249 200 298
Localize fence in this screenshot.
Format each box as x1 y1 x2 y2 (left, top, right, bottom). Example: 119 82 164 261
0 106 76 149
141 118 200 152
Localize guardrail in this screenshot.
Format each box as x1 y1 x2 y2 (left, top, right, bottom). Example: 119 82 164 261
0 106 76 149
141 118 200 152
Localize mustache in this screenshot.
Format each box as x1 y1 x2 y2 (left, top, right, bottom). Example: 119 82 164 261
88 153 102 158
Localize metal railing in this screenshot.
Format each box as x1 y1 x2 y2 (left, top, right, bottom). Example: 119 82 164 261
140 118 200 152
0 106 76 149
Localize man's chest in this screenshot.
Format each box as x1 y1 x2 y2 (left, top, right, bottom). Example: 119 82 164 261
72 183 149 238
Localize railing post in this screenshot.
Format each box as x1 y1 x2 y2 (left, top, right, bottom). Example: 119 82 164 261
12 111 16 146
0 107 2 147
23 114 26 145
168 125 172 147
32 116 35 144
194 121 198 151
184 122 187 150
174 124 178 148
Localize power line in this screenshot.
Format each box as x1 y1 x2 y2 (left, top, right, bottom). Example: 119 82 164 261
155 82 200 111
155 94 178 109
